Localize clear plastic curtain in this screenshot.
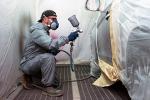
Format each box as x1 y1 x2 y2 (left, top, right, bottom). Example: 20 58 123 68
86 0 150 100
111 0 150 99
0 0 36 98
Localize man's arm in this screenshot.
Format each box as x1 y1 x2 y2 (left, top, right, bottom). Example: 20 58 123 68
31 29 68 50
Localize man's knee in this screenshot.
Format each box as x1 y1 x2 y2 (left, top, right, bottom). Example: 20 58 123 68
41 53 56 63
20 66 31 75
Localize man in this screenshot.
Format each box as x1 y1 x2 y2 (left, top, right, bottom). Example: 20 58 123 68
20 10 79 96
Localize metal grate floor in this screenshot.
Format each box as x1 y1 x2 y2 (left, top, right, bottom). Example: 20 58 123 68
14 66 73 100
14 65 131 100
75 65 131 100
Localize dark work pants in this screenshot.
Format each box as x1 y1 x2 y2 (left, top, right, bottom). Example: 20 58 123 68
20 53 56 86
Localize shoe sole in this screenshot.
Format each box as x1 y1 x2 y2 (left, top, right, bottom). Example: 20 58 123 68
32 84 63 97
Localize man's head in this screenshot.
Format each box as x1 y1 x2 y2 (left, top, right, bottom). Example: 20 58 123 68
38 10 59 30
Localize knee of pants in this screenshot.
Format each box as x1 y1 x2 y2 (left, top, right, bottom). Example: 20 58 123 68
21 66 31 75
41 53 56 64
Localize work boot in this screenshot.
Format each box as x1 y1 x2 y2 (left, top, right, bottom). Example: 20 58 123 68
51 77 62 89
46 86 63 97
20 74 32 89
31 84 63 97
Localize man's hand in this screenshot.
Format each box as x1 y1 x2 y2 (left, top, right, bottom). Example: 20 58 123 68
49 47 60 55
68 31 79 41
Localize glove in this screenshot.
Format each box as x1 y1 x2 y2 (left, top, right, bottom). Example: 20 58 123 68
49 47 60 56
68 32 79 41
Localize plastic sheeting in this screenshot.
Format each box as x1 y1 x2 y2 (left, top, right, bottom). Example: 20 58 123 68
0 0 36 98
93 10 119 87
86 0 119 87
86 0 150 99
111 0 150 99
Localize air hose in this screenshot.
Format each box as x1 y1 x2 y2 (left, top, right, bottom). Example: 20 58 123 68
59 49 74 72
58 42 93 83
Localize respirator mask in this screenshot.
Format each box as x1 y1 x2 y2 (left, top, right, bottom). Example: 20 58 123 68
49 19 59 30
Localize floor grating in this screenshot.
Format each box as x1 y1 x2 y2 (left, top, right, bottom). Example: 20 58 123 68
14 66 73 100
14 65 131 100
75 65 131 100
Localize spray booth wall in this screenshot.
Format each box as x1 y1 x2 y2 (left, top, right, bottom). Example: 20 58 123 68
0 0 99 98
0 0 36 97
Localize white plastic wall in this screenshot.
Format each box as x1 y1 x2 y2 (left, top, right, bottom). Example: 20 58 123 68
0 0 37 98
85 0 150 100
110 0 150 99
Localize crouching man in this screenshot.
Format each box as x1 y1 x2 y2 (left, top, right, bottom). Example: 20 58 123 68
20 10 79 97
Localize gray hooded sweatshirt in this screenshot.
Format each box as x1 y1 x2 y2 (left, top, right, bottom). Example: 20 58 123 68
20 22 69 65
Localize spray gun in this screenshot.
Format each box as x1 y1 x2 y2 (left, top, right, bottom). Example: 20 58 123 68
68 15 83 71
68 15 83 33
